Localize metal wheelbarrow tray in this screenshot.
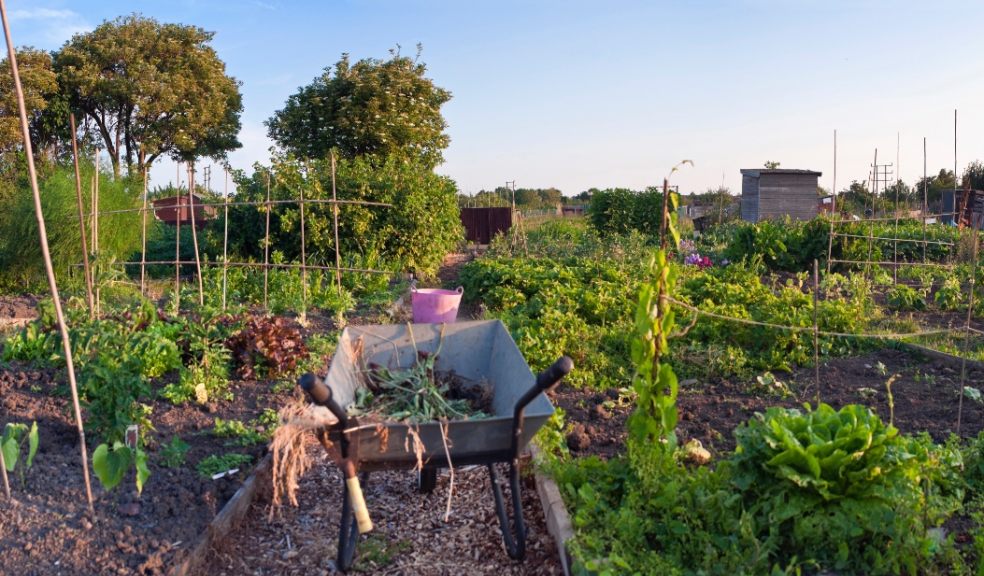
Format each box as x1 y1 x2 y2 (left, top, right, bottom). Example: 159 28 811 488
299 319 572 572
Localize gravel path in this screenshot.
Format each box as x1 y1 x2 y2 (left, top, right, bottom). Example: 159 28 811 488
202 438 561 575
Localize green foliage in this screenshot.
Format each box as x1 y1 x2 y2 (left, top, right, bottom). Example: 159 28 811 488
160 436 190 468
1 320 58 364
460 255 637 389
723 218 829 272
729 404 963 574
0 48 60 156
54 14 242 173
352 350 490 422
162 344 231 405
226 152 461 277
196 452 252 478
886 284 927 311
559 403 968 575
627 250 679 454
212 417 269 447
92 441 151 495
81 354 153 444
0 165 141 290
678 260 868 373
267 47 451 169
714 217 970 275
588 187 668 238
1 422 39 484
934 276 965 310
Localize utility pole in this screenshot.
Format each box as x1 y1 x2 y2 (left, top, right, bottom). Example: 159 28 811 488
505 180 516 209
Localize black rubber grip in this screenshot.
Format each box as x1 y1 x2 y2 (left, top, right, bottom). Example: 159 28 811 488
299 373 331 405
535 356 574 393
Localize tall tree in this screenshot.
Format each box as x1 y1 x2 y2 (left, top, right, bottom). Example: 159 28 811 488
267 46 452 168
0 47 62 161
54 15 242 176
963 160 984 190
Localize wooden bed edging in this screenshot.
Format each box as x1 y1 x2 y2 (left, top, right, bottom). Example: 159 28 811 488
168 453 273 576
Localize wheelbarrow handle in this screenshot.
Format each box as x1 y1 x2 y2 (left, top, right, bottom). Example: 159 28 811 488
299 373 349 429
534 356 575 394
511 356 573 459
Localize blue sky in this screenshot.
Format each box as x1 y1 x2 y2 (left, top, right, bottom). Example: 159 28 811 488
6 0 984 196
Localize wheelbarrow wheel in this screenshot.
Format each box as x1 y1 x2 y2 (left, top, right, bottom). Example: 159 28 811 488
417 468 437 493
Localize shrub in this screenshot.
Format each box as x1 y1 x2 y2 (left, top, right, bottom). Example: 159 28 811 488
0 165 141 290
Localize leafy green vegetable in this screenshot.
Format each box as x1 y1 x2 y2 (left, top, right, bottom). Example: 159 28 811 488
1 421 38 476
92 441 150 495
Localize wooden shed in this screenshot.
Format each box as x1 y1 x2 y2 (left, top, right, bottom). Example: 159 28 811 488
460 207 512 244
152 193 217 229
740 169 822 222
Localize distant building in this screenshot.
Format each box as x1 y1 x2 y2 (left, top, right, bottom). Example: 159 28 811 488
942 189 984 229
740 169 822 222
152 193 217 229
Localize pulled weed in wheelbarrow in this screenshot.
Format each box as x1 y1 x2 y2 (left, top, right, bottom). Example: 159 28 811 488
350 325 493 424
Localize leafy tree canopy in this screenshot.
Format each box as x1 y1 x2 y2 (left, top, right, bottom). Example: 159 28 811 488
266 46 451 168
53 14 242 176
0 48 63 161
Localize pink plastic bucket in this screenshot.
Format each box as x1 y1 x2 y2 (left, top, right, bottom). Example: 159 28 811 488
411 286 464 323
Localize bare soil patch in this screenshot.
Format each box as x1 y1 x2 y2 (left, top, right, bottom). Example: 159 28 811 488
555 346 984 459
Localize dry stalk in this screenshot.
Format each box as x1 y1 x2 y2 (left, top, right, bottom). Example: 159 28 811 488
404 425 425 472
439 419 455 522
269 400 338 519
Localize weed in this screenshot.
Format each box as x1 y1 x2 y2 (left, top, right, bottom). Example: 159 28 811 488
160 436 190 468
196 453 253 478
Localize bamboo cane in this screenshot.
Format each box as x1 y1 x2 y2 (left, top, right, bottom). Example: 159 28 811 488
0 0 95 513
69 114 95 318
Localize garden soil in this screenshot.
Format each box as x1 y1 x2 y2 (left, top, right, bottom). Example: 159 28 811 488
556 347 984 459
0 360 297 575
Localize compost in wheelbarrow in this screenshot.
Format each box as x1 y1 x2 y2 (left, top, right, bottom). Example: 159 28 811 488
299 319 572 571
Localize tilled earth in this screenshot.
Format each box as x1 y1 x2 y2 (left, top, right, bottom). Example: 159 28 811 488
0 362 293 575
556 346 984 458
203 441 561 576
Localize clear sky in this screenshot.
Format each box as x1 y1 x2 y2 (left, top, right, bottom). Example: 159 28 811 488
6 0 984 196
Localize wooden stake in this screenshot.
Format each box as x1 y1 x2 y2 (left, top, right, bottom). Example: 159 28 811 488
956 227 979 436
0 440 9 500
175 162 182 308
300 162 308 322
264 170 271 310
93 147 100 316
69 114 95 318
0 0 95 513
826 129 837 275
222 167 229 311
140 148 148 296
187 163 204 306
813 259 821 406
923 137 928 263
330 152 342 296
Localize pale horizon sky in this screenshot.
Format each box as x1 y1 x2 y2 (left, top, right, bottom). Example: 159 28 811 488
6 0 984 196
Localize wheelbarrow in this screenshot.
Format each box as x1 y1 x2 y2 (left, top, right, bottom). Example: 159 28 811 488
298 319 573 571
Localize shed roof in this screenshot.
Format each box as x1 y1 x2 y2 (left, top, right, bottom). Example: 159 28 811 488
740 169 822 177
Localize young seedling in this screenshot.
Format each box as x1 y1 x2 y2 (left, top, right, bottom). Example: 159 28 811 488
2 422 39 488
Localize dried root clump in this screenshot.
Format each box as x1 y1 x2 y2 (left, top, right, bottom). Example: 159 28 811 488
269 399 338 518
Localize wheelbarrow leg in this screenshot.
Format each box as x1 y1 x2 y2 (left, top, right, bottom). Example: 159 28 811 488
337 471 369 571
487 462 526 560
